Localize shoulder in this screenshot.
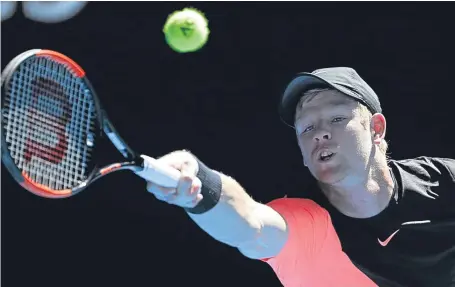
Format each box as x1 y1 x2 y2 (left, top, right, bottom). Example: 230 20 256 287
264 197 333 236
262 197 334 243
265 197 329 217
390 156 455 181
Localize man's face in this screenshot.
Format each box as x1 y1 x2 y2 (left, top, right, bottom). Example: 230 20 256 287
294 90 376 184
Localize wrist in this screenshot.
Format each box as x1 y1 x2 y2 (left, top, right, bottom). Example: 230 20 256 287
185 157 222 214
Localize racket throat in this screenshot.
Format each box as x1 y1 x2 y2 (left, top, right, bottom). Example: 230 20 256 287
102 113 137 159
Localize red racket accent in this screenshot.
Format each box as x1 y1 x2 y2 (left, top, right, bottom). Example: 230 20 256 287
36 50 86 78
100 163 122 175
22 171 72 196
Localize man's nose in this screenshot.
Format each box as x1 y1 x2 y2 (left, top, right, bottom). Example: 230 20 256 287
313 128 331 142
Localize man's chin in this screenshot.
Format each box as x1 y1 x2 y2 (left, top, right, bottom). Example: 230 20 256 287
311 167 346 185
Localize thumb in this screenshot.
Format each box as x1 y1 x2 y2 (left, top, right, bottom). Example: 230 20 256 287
180 156 199 177
158 151 199 175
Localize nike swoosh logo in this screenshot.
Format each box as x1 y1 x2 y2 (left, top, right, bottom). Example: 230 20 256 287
377 220 431 247
378 229 400 246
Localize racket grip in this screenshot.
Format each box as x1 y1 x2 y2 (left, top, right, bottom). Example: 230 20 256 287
135 155 181 188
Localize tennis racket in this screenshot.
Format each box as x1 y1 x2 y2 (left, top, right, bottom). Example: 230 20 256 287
1 49 181 198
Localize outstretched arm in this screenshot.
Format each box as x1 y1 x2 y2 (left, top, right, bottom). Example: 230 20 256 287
145 150 288 259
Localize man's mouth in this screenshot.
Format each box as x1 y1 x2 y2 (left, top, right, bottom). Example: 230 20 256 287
317 150 336 162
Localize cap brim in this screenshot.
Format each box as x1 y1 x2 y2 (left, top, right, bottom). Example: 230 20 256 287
279 73 336 128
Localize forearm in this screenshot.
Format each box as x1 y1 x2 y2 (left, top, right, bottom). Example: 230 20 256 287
146 151 287 259
187 172 263 248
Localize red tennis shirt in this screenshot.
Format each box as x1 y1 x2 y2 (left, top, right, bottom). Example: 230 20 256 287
261 197 377 287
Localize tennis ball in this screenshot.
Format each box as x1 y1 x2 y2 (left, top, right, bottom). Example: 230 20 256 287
163 8 210 53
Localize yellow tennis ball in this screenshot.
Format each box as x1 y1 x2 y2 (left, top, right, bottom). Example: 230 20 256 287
163 8 210 53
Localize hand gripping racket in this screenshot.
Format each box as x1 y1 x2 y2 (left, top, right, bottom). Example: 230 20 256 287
1 49 181 198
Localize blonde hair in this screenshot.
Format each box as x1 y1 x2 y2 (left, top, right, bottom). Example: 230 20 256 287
297 88 389 155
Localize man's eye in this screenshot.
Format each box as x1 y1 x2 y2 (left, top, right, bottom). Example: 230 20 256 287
332 117 345 123
303 125 314 133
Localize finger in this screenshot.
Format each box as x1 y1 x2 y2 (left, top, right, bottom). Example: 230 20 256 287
146 181 175 195
180 158 198 177
190 177 202 197
154 193 168 202
163 193 178 204
146 182 176 198
176 170 194 198
186 190 203 208
157 151 193 172
182 178 202 207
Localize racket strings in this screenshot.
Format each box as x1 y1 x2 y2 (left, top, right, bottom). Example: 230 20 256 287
3 56 97 191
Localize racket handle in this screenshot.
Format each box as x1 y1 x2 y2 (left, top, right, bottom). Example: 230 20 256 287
135 155 181 188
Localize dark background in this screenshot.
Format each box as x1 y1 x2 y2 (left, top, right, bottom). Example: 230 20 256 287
2 2 454 286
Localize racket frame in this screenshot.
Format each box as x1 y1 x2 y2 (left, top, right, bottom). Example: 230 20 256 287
1 49 143 198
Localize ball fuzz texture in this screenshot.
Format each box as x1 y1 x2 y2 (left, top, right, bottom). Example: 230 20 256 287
163 8 210 53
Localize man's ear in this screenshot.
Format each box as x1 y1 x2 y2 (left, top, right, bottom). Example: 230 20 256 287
371 113 386 145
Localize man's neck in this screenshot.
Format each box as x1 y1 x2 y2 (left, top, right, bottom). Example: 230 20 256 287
319 160 395 219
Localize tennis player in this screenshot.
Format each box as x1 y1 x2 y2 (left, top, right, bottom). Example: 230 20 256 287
146 67 455 287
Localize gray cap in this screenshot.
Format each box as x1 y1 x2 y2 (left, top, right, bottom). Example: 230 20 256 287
278 67 382 128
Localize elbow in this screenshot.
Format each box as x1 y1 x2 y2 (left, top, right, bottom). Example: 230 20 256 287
237 235 280 261
236 221 271 260
236 217 265 260
237 210 288 260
